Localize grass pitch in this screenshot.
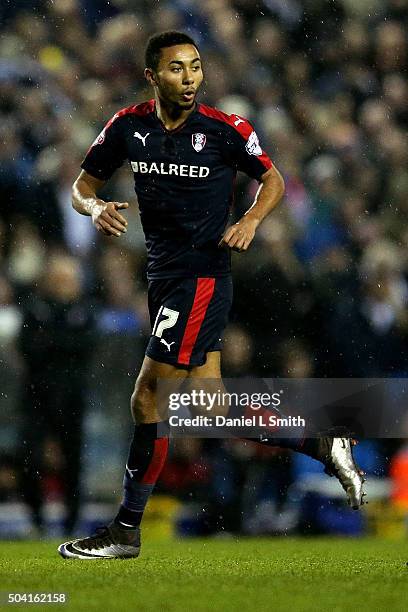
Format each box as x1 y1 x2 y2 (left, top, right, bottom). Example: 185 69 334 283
0 537 407 611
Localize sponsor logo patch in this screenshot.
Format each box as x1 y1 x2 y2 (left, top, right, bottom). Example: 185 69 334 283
92 129 106 146
131 161 210 177
245 130 263 156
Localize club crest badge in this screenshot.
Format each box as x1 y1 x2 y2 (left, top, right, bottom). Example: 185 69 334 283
192 133 206 152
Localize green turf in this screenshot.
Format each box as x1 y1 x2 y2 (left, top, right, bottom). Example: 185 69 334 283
0 537 407 611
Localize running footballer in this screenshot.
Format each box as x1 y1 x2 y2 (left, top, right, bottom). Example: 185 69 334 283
59 31 365 559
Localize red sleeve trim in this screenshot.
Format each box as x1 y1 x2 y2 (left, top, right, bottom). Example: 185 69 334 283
198 103 232 125
105 99 155 128
198 103 272 173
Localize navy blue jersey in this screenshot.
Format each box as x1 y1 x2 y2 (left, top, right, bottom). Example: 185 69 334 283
81 99 272 279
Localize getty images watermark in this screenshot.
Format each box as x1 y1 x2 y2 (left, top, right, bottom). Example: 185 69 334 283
167 389 305 429
154 381 309 437
157 378 408 438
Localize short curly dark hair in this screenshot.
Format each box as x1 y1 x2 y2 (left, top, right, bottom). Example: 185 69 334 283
145 31 199 71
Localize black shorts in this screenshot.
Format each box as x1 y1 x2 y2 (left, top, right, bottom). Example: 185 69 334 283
146 275 233 367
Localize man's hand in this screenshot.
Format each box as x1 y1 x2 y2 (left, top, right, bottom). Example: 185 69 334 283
218 165 285 252
218 215 259 252
91 201 129 237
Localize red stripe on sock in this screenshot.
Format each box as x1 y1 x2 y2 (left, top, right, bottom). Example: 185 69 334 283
178 278 216 365
141 437 169 485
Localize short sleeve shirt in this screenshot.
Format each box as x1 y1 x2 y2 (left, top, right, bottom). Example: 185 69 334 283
81 100 273 279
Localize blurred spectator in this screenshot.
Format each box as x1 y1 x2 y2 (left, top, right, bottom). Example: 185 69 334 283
221 324 256 376
0 453 21 503
19 253 95 534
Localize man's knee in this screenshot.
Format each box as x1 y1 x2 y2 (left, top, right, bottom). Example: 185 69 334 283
131 356 190 423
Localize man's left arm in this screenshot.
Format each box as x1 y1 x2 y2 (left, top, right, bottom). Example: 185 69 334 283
219 165 285 252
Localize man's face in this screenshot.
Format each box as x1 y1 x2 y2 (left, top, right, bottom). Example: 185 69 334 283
147 44 203 109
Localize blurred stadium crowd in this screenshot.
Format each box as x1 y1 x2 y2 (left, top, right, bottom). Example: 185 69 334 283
1 0 408 537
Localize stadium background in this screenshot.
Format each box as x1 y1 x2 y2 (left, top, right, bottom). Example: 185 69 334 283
0 0 407 540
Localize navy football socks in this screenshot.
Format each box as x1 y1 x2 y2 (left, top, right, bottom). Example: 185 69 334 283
114 423 169 529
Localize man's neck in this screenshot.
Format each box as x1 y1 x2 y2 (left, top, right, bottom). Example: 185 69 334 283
155 96 196 131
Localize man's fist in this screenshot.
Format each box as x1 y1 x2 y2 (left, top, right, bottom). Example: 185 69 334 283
218 215 259 252
91 201 129 237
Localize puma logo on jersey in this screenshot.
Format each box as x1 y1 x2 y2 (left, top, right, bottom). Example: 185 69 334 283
234 117 245 126
160 339 175 352
133 131 150 146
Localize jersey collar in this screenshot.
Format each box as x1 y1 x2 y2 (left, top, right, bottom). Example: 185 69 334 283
152 98 198 134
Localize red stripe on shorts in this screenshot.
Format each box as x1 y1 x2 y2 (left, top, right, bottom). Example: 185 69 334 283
141 437 169 485
178 278 216 366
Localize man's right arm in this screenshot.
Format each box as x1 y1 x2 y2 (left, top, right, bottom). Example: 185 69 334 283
72 170 128 237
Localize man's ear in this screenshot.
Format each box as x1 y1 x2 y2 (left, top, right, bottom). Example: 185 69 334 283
144 68 156 86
